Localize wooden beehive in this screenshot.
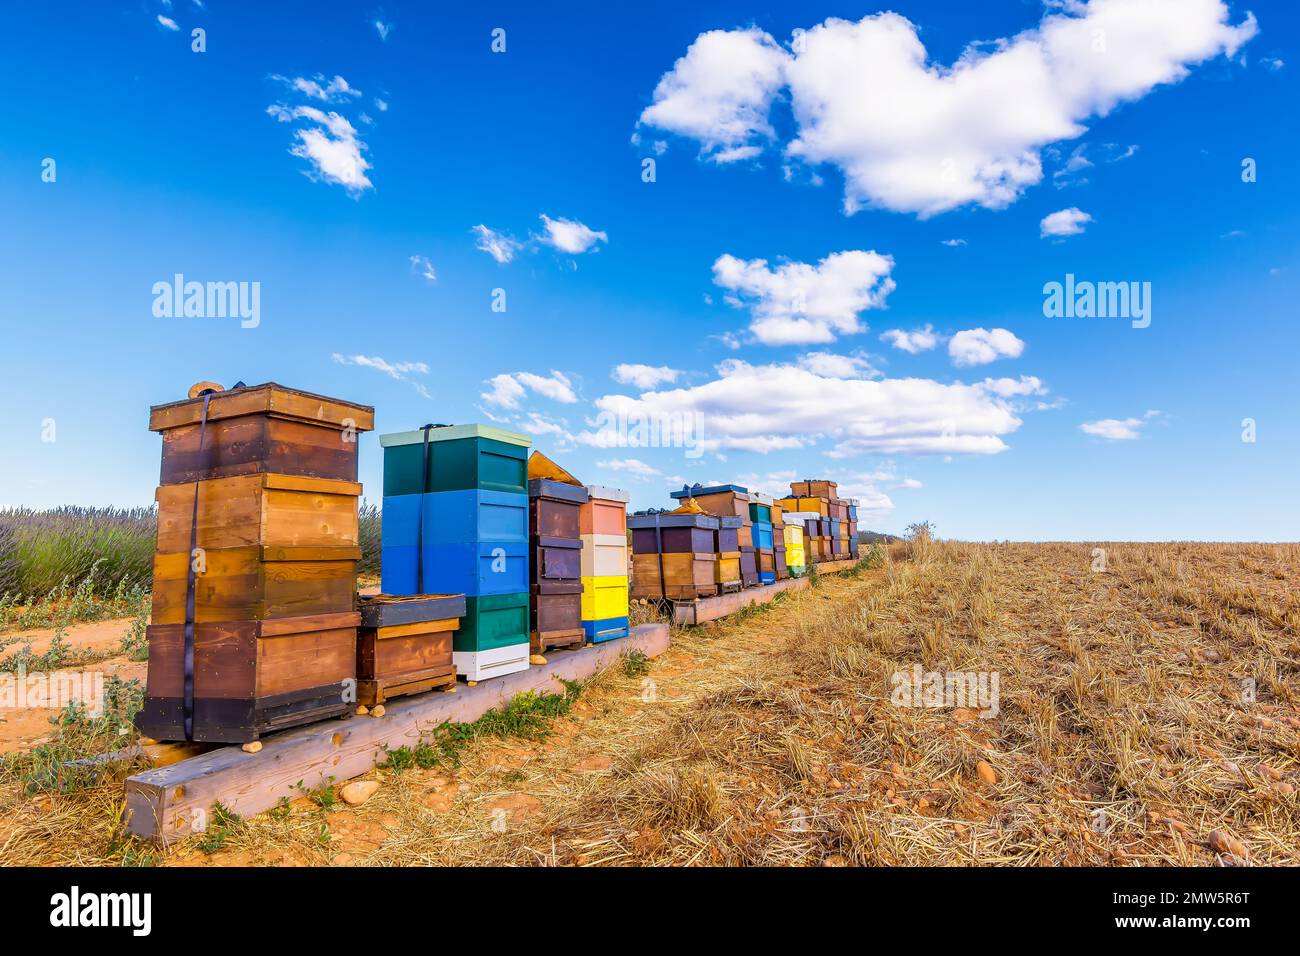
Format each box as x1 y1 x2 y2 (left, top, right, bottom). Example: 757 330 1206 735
151 545 360 624
791 480 838 499
356 594 464 706
631 553 717 600
670 484 751 521
738 547 758 587
580 485 630 643
150 383 374 485
629 510 720 600
528 459 588 653
135 611 358 742
138 382 371 744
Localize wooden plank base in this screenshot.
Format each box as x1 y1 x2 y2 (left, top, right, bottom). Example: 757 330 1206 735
357 669 457 708
530 628 585 654
671 556 862 625
124 623 671 844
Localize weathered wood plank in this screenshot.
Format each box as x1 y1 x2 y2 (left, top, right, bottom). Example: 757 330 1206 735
672 556 862 625
124 622 671 844
672 575 809 625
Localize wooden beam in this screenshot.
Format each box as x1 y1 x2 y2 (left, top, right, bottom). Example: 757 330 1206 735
124 622 670 844
673 577 808 625
672 558 862 626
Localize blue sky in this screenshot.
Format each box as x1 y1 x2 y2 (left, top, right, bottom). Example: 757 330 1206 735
1 0 1296 540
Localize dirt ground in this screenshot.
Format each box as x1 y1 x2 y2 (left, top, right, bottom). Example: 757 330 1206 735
0 619 146 755
1 541 1297 866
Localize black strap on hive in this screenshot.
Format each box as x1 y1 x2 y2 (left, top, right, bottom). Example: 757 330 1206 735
413 423 450 594
182 392 212 741
654 513 666 603
416 424 433 594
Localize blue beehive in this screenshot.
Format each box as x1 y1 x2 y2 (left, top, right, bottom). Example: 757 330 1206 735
380 490 528 596
379 425 532 681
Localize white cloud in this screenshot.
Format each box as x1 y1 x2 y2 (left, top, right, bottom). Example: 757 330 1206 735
332 353 429 380
797 351 877 379
949 328 1025 367
713 250 895 346
612 364 681 389
157 15 179 31
375 98 389 112
472 224 523 263
538 215 608 255
641 2 1254 217
481 374 526 409
271 74 363 103
482 370 578 409
266 104 372 195
637 28 788 163
898 477 923 489
595 458 661 478
1080 417 1143 440
1051 143 1093 188
409 255 436 283
1080 409 1161 440
578 357 1042 457
880 324 939 354
1040 206 1093 238
978 375 1044 398
518 412 573 442
940 238 967 247
374 20 392 41
1261 56 1284 71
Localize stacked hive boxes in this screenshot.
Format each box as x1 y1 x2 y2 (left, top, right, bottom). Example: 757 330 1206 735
783 519 806 576
137 383 373 743
781 480 860 563
356 594 463 706
782 511 823 565
674 484 756 588
748 493 776 585
847 498 859 556
716 515 743 592
580 485 630 642
380 425 531 681
629 508 719 600
771 499 789 579
529 470 589 655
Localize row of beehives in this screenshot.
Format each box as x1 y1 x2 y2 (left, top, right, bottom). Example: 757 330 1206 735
134 383 632 746
627 480 860 601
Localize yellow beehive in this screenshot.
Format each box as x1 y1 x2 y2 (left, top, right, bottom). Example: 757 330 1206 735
783 524 805 571
581 574 629 620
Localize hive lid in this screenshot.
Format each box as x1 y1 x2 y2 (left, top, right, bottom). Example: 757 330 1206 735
379 424 531 448
528 478 590 503
782 511 825 522
358 593 467 627
669 483 748 499
150 382 375 433
585 484 630 503
629 512 721 530
528 450 583 485
748 492 775 505
718 516 743 529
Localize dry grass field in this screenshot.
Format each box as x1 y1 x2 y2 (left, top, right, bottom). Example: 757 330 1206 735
1 541 1296 866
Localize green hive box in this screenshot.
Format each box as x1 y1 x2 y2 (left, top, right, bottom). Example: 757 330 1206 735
381 425 530 496
457 592 529 654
